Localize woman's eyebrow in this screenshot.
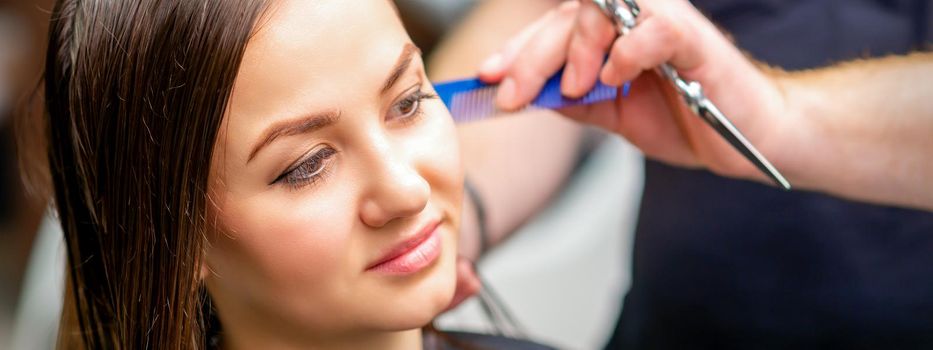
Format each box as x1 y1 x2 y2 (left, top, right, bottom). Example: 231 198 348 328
247 43 419 164
247 111 341 163
380 42 421 94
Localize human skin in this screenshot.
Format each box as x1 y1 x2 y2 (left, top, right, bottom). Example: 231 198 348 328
428 0 586 309
438 0 933 311
200 1 464 349
483 0 933 211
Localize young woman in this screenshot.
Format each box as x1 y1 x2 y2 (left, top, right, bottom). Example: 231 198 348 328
30 0 551 348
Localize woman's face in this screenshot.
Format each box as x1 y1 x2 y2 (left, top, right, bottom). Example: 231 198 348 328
203 0 463 342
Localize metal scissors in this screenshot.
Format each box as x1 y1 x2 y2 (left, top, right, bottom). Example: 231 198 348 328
592 0 791 190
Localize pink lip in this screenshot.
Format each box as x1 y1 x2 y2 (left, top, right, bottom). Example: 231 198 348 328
366 221 443 275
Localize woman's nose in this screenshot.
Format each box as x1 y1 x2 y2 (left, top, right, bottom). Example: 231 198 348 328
358 149 430 228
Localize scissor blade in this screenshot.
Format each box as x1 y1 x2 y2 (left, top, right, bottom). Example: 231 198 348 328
697 100 791 190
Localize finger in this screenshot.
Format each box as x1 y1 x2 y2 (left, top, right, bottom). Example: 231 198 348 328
562 1 617 97
496 1 580 111
479 2 577 83
600 12 704 86
559 97 619 131
614 72 701 166
478 2 569 82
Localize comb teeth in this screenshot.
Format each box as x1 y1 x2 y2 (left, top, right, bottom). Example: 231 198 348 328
449 86 500 123
434 68 629 124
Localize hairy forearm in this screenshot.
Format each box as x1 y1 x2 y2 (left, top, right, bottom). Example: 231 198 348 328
428 0 582 260
775 52 933 211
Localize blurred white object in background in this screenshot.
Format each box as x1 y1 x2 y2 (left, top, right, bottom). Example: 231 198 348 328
438 136 643 349
11 212 64 350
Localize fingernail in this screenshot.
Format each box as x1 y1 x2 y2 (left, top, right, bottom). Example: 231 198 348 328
561 63 578 96
497 78 517 109
480 53 504 74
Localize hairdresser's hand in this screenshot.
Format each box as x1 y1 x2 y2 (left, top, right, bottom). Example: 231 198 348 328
444 256 482 312
479 0 790 183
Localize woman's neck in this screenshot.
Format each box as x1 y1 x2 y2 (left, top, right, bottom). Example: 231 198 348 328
210 289 426 349
223 326 423 350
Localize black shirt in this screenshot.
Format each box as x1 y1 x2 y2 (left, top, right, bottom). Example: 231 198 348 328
607 0 933 349
425 331 557 350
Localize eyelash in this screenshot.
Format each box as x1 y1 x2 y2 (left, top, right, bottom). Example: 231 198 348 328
274 147 338 189
390 88 438 124
274 89 437 190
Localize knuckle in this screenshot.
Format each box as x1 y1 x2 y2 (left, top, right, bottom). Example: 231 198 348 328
502 36 527 56
576 21 604 45
510 62 539 85
610 41 632 64
577 8 615 44
654 14 685 45
568 38 591 61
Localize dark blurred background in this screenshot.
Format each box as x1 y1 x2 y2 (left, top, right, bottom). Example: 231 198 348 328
0 0 52 344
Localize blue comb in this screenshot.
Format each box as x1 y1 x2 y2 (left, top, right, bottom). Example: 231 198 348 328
434 68 630 123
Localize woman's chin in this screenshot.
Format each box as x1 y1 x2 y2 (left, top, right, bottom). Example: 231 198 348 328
369 247 458 331
366 289 453 331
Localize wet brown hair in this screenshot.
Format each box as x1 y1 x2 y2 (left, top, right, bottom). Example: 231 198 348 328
35 0 268 348
20 0 514 348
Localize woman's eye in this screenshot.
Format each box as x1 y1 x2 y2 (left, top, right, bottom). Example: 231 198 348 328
274 147 338 189
389 88 437 122
396 95 418 117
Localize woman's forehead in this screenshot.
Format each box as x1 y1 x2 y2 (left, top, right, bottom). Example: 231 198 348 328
234 0 409 103
236 0 410 96
219 0 415 165
246 0 407 62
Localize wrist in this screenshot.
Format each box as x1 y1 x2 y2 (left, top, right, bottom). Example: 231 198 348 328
709 62 797 187
765 71 819 190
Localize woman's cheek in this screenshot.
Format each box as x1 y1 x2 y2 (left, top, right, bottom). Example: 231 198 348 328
419 104 462 171
216 190 356 297
412 107 465 246
430 106 464 196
